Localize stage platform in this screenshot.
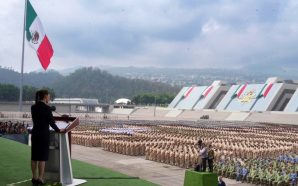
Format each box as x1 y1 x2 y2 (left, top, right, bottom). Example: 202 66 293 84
0 137 155 186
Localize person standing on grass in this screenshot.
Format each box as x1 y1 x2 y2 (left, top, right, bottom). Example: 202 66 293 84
31 90 65 185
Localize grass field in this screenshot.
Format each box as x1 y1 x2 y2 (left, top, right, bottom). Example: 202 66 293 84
0 137 157 186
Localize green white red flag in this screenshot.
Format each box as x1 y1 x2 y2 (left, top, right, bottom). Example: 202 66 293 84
26 0 53 70
232 84 247 98
202 86 213 97
183 87 194 98
260 83 273 97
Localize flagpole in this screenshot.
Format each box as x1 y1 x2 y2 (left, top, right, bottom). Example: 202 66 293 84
19 0 27 112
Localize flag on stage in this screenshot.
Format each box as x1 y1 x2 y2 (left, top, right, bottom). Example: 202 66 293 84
26 0 53 70
202 86 213 97
260 83 273 98
183 87 194 98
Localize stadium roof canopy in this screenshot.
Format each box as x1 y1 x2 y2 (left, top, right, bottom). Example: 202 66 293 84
216 77 297 112
168 81 228 110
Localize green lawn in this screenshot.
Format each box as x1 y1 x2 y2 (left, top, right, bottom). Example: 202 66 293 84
0 137 157 186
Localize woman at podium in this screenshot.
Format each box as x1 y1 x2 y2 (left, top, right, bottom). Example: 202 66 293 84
31 90 65 185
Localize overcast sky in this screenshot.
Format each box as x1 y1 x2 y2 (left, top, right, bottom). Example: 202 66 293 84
0 0 298 72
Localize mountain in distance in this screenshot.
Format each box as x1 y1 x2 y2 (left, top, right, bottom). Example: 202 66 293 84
33 65 83 76
0 67 63 88
100 67 262 86
51 67 179 103
0 67 179 103
242 63 298 79
49 63 298 86
49 66 84 76
54 66 258 86
102 65 298 86
1 63 298 103
32 62 298 81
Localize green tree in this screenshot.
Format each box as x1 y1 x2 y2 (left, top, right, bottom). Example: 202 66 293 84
0 84 19 101
23 86 38 101
0 84 56 102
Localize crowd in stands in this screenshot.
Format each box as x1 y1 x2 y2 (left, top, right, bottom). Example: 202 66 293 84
71 120 298 185
0 120 28 135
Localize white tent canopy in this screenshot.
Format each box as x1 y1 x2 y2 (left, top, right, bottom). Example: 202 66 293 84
115 98 131 105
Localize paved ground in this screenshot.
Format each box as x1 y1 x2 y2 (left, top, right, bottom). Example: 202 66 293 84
72 145 254 186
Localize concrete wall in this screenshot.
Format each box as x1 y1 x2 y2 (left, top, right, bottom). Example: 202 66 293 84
284 88 298 112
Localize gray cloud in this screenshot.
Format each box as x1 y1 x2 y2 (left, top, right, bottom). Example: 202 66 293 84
0 0 297 72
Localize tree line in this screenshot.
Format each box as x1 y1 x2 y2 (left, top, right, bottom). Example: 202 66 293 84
0 83 55 102
0 67 180 103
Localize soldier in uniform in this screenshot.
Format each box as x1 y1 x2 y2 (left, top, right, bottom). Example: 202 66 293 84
185 151 190 169
165 149 170 164
179 151 185 168
145 146 150 160
208 144 214 172
174 149 180 166
170 150 174 166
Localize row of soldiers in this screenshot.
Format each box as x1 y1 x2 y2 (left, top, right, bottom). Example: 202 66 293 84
72 126 298 160
145 144 199 169
102 139 147 156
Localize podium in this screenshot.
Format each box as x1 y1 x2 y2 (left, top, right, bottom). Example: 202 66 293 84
183 170 218 186
45 116 86 186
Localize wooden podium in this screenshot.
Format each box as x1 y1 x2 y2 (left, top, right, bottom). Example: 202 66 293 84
45 116 86 186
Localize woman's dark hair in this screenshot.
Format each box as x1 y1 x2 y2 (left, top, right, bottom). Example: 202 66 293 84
35 89 49 103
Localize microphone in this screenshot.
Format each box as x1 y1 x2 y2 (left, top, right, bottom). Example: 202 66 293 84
50 106 61 116
50 106 68 117
50 106 56 111
50 105 70 125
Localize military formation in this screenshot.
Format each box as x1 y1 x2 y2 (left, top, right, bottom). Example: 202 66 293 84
216 155 298 186
0 120 28 135
71 120 298 186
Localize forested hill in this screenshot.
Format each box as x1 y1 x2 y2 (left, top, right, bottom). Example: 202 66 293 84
0 67 62 88
0 67 179 103
52 67 179 103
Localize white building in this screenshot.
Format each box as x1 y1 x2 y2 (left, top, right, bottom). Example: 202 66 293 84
168 81 228 110
52 98 101 112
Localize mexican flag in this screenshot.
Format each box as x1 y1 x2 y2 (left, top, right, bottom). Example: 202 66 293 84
202 86 213 97
26 0 53 70
183 87 194 98
260 83 273 98
232 84 247 98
